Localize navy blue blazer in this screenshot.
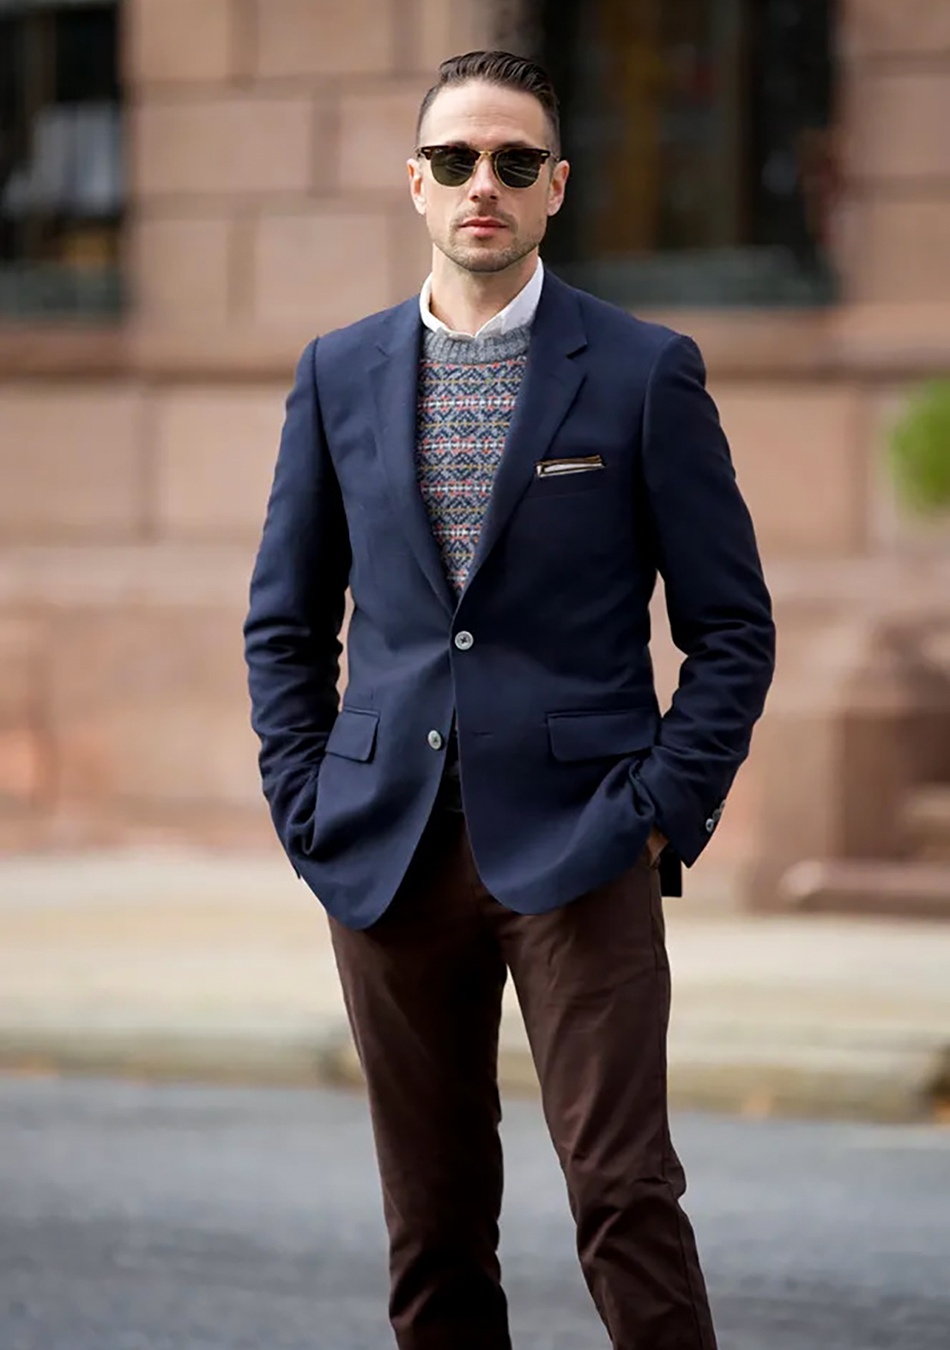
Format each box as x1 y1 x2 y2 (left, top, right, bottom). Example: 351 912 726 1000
244 269 775 929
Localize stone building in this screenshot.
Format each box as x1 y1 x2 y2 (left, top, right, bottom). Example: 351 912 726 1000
1 0 948 912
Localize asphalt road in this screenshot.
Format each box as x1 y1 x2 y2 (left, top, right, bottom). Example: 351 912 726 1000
1 1077 948 1350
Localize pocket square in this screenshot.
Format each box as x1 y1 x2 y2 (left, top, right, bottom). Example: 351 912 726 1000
535 455 605 477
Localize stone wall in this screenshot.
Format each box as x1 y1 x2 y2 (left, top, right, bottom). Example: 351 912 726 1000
840 0 950 302
126 0 484 341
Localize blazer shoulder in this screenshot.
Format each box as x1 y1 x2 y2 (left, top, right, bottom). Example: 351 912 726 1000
552 273 691 365
309 296 417 366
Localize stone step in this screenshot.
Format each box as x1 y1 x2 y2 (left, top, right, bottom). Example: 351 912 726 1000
779 858 950 920
903 784 950 862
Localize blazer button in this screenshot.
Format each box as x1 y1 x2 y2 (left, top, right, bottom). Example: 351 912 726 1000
454 631 474 651
427 729 444 751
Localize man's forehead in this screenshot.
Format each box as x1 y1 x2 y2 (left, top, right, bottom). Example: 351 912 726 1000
421 81 548 145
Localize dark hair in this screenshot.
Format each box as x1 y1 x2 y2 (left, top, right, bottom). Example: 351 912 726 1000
416 50 561 158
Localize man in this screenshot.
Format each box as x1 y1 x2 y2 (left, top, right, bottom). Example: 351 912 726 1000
245 49 775 1350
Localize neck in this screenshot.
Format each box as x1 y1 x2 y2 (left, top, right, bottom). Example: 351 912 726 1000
428 250 538 336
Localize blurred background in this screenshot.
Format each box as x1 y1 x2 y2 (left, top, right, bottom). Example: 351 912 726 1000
1 3 949 1347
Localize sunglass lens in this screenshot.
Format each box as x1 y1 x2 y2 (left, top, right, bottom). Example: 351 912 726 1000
496 149 545 187
429 147 478 186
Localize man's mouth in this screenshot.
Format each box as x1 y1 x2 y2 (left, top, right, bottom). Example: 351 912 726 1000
459 218 507 233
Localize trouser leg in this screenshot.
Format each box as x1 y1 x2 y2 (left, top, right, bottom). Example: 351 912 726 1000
493 849 718 1350
329 809 511 1350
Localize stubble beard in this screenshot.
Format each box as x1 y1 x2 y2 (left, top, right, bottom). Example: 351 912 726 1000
442 225 542 276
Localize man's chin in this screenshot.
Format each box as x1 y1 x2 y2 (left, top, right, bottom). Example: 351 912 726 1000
446 241 530 275
461 256 516 275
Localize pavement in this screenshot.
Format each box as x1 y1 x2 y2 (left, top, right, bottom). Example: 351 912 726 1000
1 849 949 1124
6 1078 950 1350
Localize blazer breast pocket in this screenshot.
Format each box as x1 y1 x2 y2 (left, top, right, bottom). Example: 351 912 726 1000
528 455 608 499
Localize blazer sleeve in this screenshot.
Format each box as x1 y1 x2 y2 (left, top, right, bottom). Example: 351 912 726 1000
631 333 776 867
243 338 351 867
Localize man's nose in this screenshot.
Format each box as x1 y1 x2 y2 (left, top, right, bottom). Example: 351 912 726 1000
467 154 499 198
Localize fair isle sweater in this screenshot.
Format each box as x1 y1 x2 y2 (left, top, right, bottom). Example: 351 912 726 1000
415 324 532 597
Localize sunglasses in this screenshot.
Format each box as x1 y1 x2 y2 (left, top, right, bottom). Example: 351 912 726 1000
417 144 554 189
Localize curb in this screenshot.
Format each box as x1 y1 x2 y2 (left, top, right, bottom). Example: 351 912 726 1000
0 1024 357 1091
3 1023 947 1125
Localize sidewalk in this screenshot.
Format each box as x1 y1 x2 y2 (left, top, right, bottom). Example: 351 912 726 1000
1 850 948 1123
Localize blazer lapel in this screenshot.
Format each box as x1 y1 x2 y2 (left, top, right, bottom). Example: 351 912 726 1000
370 301 455 616
464 271 588 595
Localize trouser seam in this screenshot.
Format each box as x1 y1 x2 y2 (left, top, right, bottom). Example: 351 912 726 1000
652 865 713 1349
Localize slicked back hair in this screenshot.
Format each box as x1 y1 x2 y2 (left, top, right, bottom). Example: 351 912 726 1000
416 50 561 158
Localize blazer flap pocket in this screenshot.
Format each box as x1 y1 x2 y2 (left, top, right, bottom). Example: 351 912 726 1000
546 706 658 762
326 707 379 762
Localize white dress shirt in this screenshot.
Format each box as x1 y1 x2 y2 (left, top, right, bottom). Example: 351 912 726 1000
419 259 544 340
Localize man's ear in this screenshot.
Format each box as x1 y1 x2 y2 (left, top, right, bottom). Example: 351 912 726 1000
547 159 569 217
407 159 427 216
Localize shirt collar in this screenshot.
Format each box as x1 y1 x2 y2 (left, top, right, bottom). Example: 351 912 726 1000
419 258 544 341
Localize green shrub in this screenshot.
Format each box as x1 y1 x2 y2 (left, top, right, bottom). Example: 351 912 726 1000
888 380 950 516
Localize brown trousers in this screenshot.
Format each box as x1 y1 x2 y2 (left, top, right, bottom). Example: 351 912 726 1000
329 802 718 1350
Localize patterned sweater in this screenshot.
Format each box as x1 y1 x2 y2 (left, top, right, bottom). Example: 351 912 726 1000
415 324 531 596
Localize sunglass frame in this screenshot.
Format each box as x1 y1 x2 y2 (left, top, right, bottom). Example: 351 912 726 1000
417 144 554 189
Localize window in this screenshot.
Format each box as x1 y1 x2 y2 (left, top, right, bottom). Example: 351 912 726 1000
0 0 122 319
536 0 837 307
